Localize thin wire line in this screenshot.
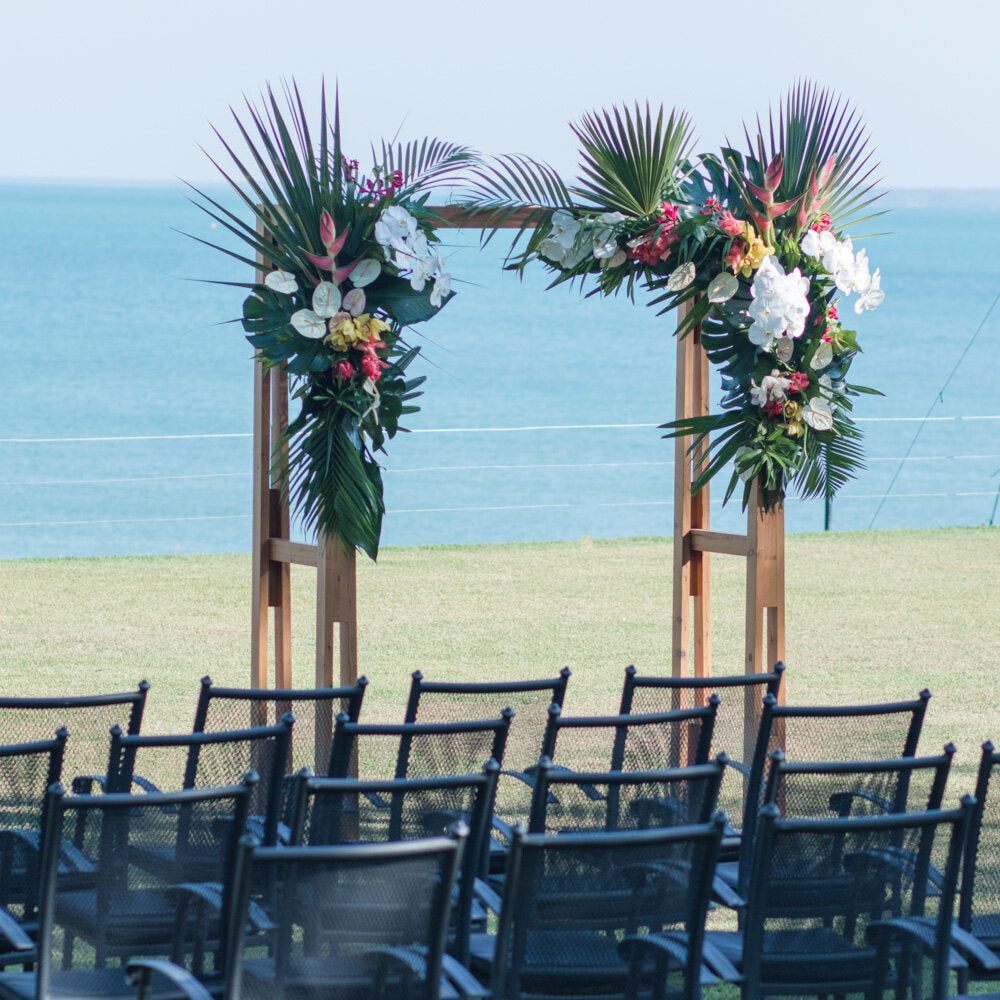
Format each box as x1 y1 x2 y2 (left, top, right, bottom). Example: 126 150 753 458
868 288 1000 528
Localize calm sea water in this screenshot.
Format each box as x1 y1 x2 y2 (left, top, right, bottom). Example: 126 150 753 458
2 183 999 559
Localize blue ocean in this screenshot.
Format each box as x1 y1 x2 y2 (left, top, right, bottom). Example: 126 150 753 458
2 183 999 559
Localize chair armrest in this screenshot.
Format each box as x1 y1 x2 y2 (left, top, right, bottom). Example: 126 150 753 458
472 877 502 916
949 921 1000 972
622 931 729 986
126 958 215 1000
167 882 275 933
867 917 968 970
440 954 489 998
723 759 751 779
711 876 746 910
0 907 35 953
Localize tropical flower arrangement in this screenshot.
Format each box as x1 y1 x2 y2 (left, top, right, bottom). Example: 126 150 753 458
189 84 472 558
468 83 884 507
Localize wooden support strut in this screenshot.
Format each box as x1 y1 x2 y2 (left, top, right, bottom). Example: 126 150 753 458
669 300 786 748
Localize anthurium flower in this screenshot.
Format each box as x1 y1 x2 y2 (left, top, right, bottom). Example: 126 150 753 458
311 281 342 318
810 340 834 370
667 262 696 291
707 272 738 304
264 269 298 294
350 259 381 288
290 309 327 339
342 288 366 317
801 396 834 431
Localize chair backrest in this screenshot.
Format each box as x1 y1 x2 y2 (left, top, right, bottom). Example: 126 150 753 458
0 730 68 923
287 762 500 964
37 779 253 998
494 818 725 1000
404 669 570 773
619 664 784 830
0 684 149 787
959 741 1000 935
540 698 719 773
193 675 367 775
107 718 293 845
327 710 514 781
224 832 466 1000
742 746 957 901
527 756 725 834
742 800 971 1000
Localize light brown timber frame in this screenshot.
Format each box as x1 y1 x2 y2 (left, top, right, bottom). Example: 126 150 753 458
670 299 785 754
249 208 536 752
252 205 785 756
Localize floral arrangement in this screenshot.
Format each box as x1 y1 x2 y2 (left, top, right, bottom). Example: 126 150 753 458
469 83 884 506
189 84 471 558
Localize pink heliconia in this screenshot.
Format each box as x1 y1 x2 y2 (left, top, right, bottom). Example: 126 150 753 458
320 210 337 250
764 154 784 192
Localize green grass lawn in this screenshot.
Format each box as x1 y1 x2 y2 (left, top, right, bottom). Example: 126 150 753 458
1 526 998 789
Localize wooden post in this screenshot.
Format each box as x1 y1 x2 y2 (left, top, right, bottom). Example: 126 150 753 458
251 221 358 771
669 306 786 754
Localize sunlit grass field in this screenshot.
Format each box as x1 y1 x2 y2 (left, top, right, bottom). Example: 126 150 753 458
1 525 997 789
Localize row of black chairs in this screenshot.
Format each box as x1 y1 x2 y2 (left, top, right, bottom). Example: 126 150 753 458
0 666 998 1000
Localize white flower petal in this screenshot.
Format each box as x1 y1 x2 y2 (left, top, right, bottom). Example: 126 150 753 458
707 271 739 303
351 259 381 288
311 281 342 318
264 269 298 295
666 262 696 291
290 309 327 340
342 288 366 317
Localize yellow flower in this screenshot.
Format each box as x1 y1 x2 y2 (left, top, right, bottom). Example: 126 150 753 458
783 400 802 421
325 313 362 352
736 222 775 278
785 419 804 438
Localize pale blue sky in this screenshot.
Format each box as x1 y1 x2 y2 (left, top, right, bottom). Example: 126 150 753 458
3 0 996 189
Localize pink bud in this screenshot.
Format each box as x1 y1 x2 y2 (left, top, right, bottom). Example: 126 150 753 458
818 154 837 187
319 211 337 251
746 181 774 205
765 154 784 191
332 257 361 285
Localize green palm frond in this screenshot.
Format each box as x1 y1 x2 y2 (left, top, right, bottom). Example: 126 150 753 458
571 103 695 216
790 417 866 499
376 137 476 192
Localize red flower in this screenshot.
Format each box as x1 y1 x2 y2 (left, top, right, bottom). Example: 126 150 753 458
810 212 832 233
719 211 742 236
788 372 810 393
763 400 784 418
333 360 356 382
361 355 388 382
702 197 722 214
827 303 839 322
725 239 746 272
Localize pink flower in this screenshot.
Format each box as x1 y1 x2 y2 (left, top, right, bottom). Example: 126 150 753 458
763 400 784 418
719 211 742 236
827 303 839 322
725 239 746 273
333 360 356 381
810 212 832 233
788 372 810 393
658 202 679 226
361 355 388 382
702 197 722 214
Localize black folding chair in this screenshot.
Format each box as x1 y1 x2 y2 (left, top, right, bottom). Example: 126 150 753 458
470 818 725 1000
0 730 68 959
703 800 992 1000
957 741 1000 989
287 762 500 965
0 778 254 1000
105 719 293 872
128 831 474 1000
193 675 367 775
0 685 149 791
620 663 784 851
327 711 513 781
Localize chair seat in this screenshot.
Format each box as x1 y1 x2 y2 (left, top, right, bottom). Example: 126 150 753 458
971 914 1000 951
0 967 213 1000
57 888 218 952
705 928 879 985
469 930 629 989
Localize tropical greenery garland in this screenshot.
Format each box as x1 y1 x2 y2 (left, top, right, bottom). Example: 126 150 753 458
468 82 884 507
189 84 472 558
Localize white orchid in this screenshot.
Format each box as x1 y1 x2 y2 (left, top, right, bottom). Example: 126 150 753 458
801 396 835 432
590 211 626 260
855 268 884 312
540 210 587 266
264 269 298 295
407 254 437 293
430 269 452 308
747 256 811 349
374 205 419 254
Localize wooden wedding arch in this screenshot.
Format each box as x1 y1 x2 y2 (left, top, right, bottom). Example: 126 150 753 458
250 209 786 737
